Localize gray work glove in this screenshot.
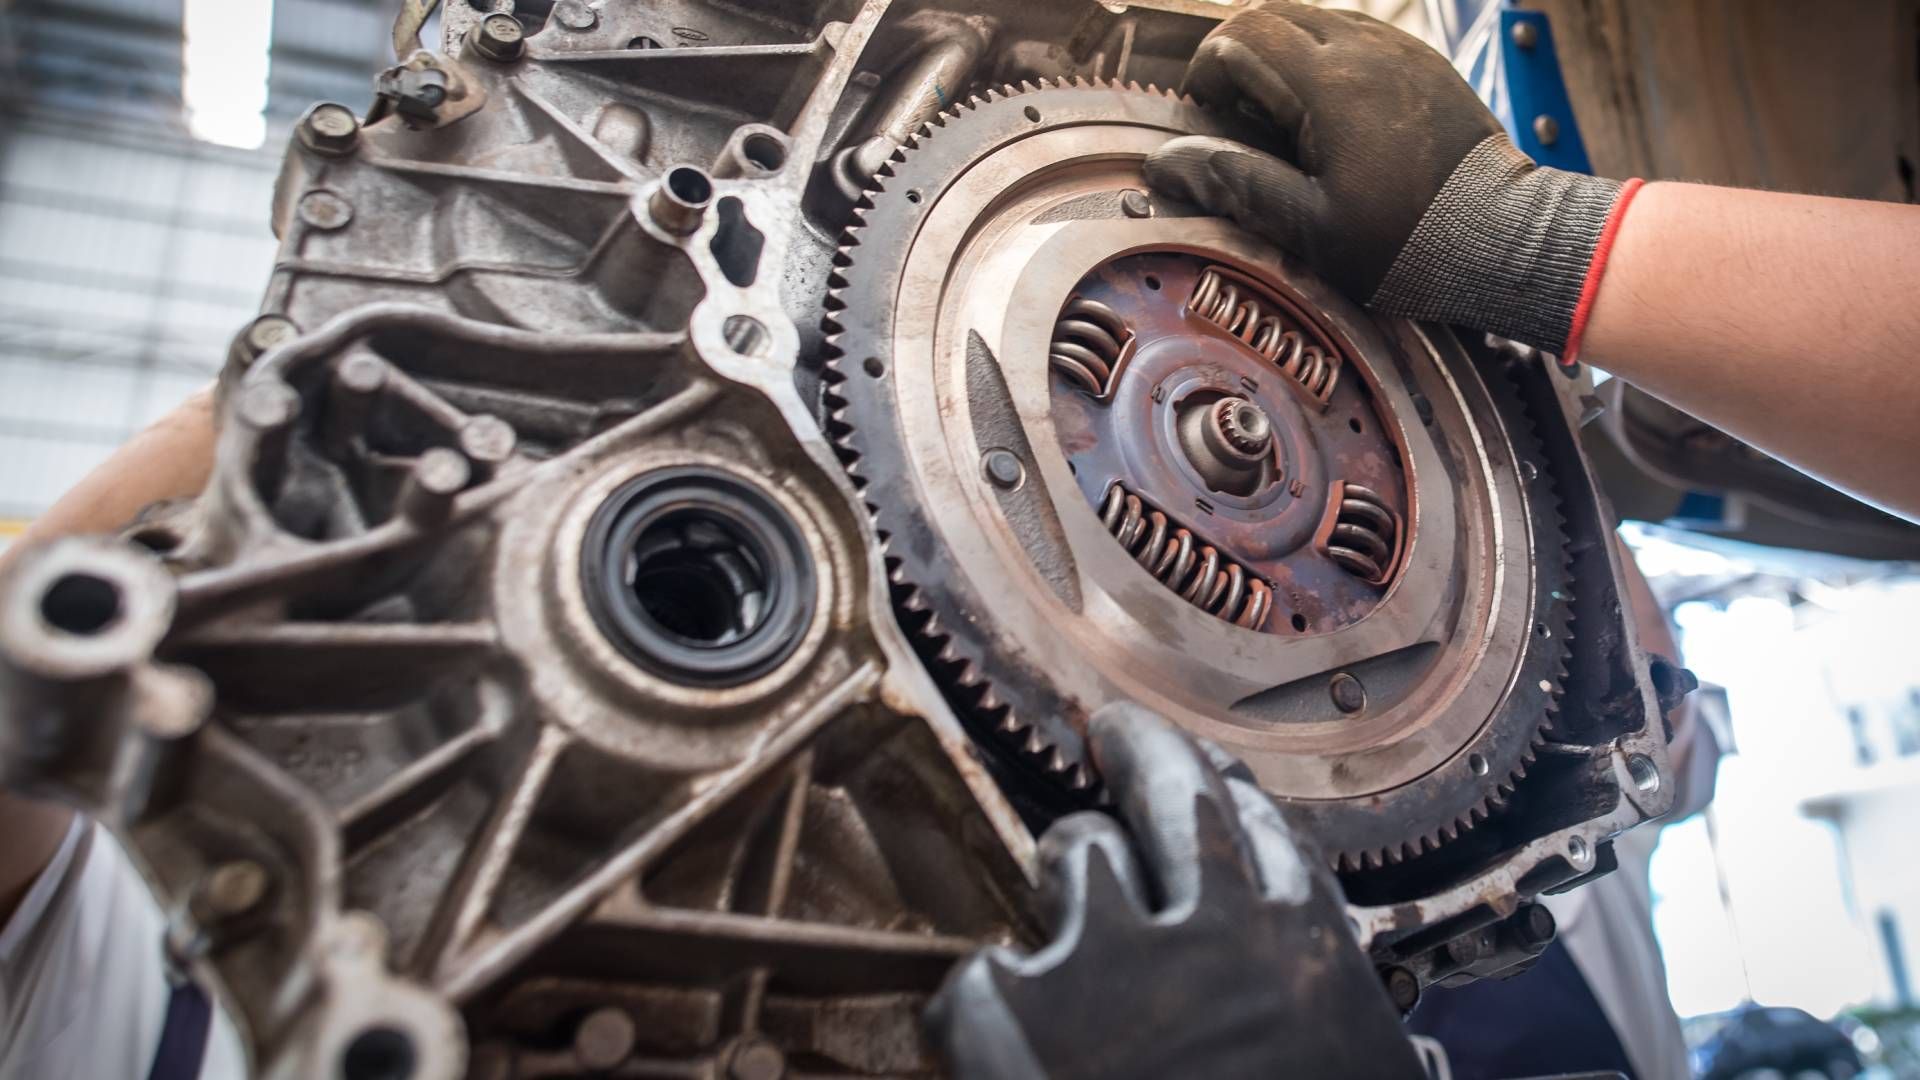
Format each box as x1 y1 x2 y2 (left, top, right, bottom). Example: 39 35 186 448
923 704 1425 1080
1145 3 1638 356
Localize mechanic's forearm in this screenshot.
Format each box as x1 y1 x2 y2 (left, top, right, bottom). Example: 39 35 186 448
1580 182 1920 522
0 386 216 926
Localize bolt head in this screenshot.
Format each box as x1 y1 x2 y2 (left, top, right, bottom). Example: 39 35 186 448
298 103 360 156
727 1040 786 1080
1532 114 1561 147
1120 188 1153 218
554 0 597 30
475 13 526 59
1329 672 1365 714
983 449 1024 490
202 859 269 919
237 315 298 364
573 1007 635 1070
1510 20 1539 49
1383 966 1421 1011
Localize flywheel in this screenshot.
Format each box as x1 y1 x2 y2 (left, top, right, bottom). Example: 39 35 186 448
822 81 1574 874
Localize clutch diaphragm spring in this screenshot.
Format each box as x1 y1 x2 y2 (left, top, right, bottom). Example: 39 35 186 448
1100 481 1272 630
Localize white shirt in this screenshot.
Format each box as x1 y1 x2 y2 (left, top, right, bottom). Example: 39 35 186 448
0 819 244 1080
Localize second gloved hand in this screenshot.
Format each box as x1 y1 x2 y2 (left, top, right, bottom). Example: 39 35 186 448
923 704 1425 1080
1143 3 1638 357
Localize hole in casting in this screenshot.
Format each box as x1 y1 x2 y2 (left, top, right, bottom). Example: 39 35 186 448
342 1027 416 1080
628 35 662 49
1290 612 1308 632
666 166 713 206
1468 753 1488 776
905 189 922 204
1144 274 1161 290
1626 753 1661 794
740 132 786 172
1349 417 1363 434
709 197 764 287
863 356 885 378
40 572 122 636
1024 105 1041 122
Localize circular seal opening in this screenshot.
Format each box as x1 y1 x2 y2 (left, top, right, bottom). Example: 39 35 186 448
582 468 814 686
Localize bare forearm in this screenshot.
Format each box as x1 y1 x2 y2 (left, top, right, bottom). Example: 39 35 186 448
1582 183 1920 521
0 386 216 924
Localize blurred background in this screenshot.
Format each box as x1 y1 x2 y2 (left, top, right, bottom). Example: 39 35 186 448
1 0 1917 1075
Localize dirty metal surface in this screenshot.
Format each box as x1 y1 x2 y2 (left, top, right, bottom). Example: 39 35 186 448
0 2 1679 1075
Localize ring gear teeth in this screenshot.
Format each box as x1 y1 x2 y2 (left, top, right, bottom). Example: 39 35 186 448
818 81 1571 861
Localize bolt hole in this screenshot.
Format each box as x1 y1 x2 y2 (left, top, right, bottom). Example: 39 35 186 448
862 356 885 378
1348 417 1363 434
628 35 662 49
342 1027 416 1080
1534 622 1550 638
1468 753 1488 776
740 131 786 172
722 315 769 358
1567 836 1590 863
1626 753 1661 794
1024 105 1041 122
666 165 713 207
40 572 122 636
1290 612 1308 633
904 189 923 204
1144 274 1161 291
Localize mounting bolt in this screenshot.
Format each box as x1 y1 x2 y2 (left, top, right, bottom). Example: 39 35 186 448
297 102 360 156
982 449 1024 490
1329 672 1365 714
1445 932 1485 968
553 0 597 31
199 859 269 920
573 1007 636 1070
1120 189 1153 219
470 13 526 61
1532 114 1560 147
230 314 298 369
1513 903 1557 950
1510 20 1539 49
727 1039 786 1080
1382 966 1421 1012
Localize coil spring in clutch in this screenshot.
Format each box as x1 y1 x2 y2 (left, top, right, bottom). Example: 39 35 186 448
1048 297 1128 396
1101 482 1272 630
1328 483 1398 583
1190 267 1341 402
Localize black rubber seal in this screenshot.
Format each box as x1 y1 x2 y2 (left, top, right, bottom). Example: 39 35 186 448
582 467 814 686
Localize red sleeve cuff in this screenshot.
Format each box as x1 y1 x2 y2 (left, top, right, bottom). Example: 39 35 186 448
1562 178 1645 366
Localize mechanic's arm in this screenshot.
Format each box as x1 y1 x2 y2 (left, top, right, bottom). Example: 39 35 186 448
0 387 216 926
1144 4 1920 522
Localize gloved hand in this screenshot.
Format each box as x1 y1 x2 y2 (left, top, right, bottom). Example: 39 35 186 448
923 703 1424 1080
1144 3 1640 358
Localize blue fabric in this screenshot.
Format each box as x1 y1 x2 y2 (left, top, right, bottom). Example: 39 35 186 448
145 979 211 1080
1406 940 1636 1080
